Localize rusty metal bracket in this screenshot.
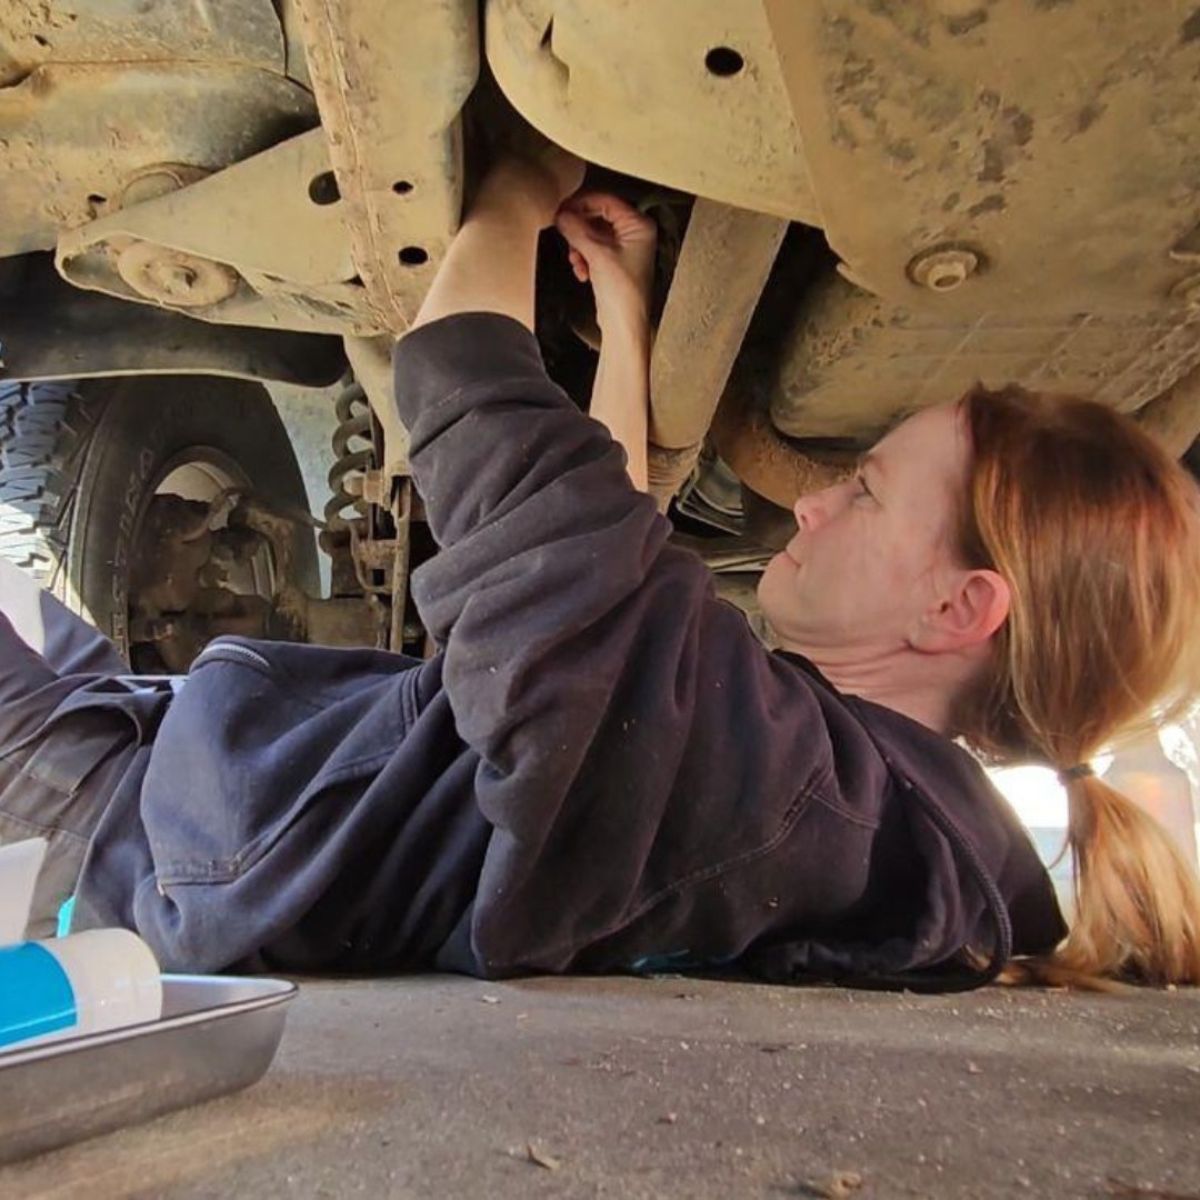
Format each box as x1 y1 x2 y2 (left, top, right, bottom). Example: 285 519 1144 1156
711 393 848 512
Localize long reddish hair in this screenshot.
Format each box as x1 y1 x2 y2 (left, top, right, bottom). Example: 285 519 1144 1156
955 384 1200 985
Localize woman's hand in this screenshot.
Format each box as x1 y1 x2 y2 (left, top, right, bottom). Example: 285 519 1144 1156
471 145 586 231
413 143 583 332
556 192 654 492
555 192 657 334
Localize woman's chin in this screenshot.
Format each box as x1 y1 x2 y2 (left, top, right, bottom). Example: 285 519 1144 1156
757 565 794 629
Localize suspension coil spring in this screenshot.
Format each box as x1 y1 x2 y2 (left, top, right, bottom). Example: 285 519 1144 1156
322 381 375 544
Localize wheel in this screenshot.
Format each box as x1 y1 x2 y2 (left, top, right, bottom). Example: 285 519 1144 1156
0 375 319 667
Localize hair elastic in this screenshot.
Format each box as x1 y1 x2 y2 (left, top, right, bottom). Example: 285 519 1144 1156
1058 763 1094 784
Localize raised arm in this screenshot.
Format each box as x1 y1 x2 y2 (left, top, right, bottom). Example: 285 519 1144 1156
411 148 584 333
556 192 656 492
393 155 839 976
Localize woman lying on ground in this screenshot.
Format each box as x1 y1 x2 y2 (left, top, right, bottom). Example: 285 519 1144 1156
2 147 1199 990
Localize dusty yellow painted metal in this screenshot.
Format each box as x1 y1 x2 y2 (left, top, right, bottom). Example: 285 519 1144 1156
487 0 818 224
650 200 788 452
488 0 1200 459
763 274 1200 439
0 0 286 87
56 130 378 336
0 63 316 257
292 0 477 333
761 0 1199 316
1137 364 1200 458
3 0 1200 512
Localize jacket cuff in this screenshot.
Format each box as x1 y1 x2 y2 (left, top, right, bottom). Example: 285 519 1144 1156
392 313 547 429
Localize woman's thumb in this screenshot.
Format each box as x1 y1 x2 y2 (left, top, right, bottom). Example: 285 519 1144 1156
554 207 596 250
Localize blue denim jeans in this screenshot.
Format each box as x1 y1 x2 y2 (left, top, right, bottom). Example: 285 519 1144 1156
0 564 170 937
0 565 482 972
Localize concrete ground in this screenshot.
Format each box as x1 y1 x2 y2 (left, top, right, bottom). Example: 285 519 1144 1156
2 974 1198 1199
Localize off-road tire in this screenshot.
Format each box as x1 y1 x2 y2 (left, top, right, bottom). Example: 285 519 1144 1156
0 376 319 661
0 379 92 589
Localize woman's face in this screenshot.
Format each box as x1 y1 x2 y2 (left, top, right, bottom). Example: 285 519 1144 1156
757 404 973 658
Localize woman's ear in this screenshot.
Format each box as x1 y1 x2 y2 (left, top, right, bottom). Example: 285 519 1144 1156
911 568 1010 653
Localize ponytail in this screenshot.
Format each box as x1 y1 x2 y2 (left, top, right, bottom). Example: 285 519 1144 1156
1055 774 1200 984
957 384 1200 986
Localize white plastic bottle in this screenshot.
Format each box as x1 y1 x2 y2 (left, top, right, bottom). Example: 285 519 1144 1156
0 929 163 1050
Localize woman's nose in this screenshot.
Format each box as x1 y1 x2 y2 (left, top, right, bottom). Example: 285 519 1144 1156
793 494 824 532
794 482 850 532
792 489 830 532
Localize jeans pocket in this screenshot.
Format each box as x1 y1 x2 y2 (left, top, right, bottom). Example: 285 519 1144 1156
0 708 135 937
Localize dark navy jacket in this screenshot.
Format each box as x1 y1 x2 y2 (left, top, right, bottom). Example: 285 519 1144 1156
71 313 1064 988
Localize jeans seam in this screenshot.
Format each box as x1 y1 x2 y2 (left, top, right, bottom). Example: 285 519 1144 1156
0 807 90 847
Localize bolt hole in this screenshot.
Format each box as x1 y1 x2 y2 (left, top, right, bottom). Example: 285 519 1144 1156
398 246 428 266
930 270 962 290
308 171 341 206
86 193 107 207
33 33 50 48
392 180 414 195
705 46 744 77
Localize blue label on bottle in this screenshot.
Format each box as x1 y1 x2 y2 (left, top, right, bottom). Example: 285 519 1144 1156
0 943 77 1049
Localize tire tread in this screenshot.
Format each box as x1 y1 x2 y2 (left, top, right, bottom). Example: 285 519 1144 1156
0 381 99 587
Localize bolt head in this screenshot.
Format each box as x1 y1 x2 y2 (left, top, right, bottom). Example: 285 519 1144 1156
116 241 238 307
908 245 981 292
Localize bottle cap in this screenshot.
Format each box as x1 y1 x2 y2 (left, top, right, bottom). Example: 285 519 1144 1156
41 929 162 1036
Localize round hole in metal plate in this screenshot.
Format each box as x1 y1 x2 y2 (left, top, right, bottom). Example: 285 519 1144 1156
398 246 429 266
392 180 414 195
705 46 744 77
308 171 341 206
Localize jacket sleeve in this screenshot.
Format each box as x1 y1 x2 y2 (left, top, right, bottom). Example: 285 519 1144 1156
394 314 860 975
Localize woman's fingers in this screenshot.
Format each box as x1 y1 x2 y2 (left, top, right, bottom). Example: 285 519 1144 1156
555 208 612 253
560 192 655 242
557 192 656 303
567 246 590 283
563 190 636 222
556 210 602 281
